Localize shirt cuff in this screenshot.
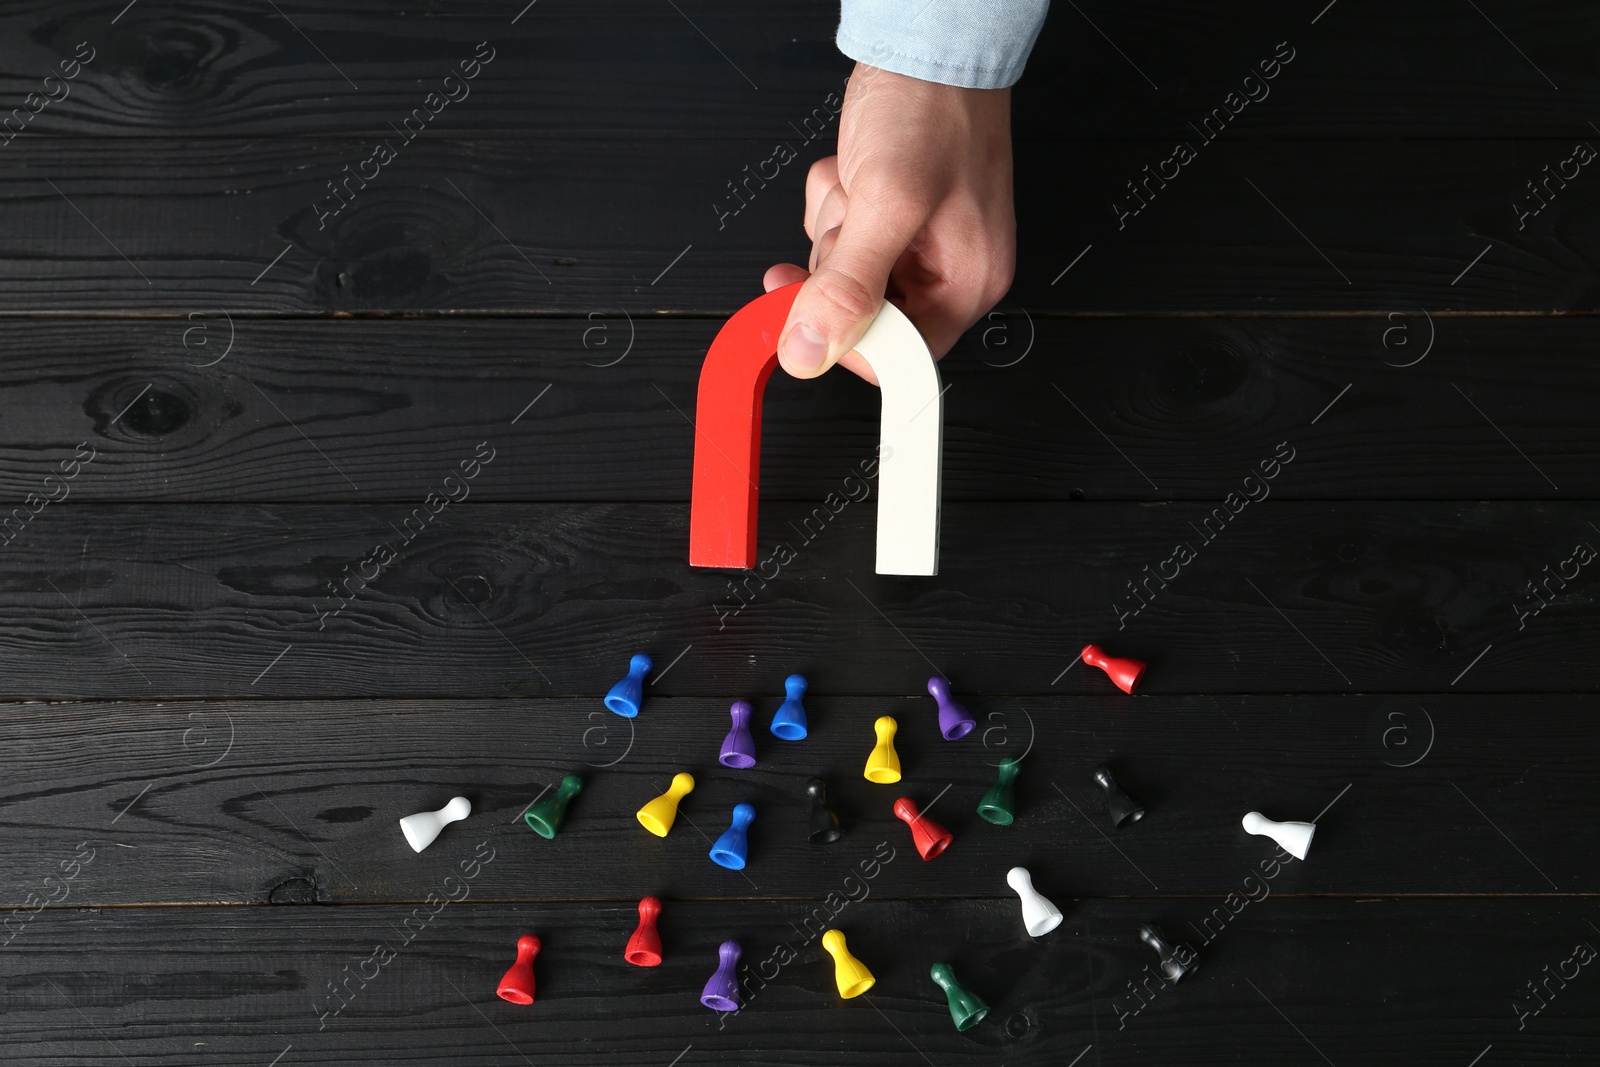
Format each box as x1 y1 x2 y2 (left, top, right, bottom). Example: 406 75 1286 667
837 0 1051 89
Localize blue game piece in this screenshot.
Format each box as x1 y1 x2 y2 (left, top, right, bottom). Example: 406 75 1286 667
769 673 809 740
604 653 652 718
709 803 755 870
720 700 757 768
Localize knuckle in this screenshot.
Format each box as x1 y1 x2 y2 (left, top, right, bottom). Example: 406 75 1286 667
806 267 880 327
981 255 1017 308
896 194 937 229
867 191 933 235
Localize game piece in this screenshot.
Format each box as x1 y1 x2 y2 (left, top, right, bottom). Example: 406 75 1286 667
893 796 953 860
604 653 653 718
687 281 945 576
806 777 842 845
398 796 471 853
929 962 989 1031
821 929 876 998
495 934 540 1004
863 715 902 784
701 940 743 1011
624 896 663 967
719 700 757 769
1006 866 1063 937
926 676 976 740
524 774 583 839
976 756 1021 825
1094 765 1145 828
637 773 695 838
1140 923 1198 982
1080 643 1146 694
769 673 809 740
1241 810 1316 860
709 803 755 870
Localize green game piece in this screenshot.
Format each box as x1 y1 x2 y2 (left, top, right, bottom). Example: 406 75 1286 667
930 962 989 1031
976 756 1020 825
524 773 584 839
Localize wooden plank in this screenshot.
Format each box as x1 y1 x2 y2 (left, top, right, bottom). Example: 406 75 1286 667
5 137 1600 312
2 899 1591 1064
4 1 1596 138
0 501 1589 698
0 314 1593 502
3 0 846 140
1021 0 1600 139
4 695 1592 906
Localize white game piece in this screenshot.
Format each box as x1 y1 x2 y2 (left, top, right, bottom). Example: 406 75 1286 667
1006 866 1063 937
853 300 943 576
1241 810 1315 860
399 796 471 853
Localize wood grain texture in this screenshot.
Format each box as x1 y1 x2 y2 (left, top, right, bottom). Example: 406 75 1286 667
4 137 1600 311
0 315 1590 502
1020 0 1599 139
0 501 1587 698
3 0 1596 138
1 899 1591 1065
5 5 1598 1065
0 696 1590 906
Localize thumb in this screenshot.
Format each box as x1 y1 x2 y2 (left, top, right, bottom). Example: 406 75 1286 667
778 197 917 378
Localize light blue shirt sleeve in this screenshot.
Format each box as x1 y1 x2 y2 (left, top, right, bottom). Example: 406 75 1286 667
837 0 1051 89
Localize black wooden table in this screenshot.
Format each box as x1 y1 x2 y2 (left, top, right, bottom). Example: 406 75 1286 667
3 2 1598 1063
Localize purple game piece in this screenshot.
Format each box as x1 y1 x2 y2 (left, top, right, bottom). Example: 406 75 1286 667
927 677 976 741
701 939 743 1011
719 700 757 769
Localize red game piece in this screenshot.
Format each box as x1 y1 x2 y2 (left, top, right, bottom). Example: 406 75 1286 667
1081 643 1146 694
893 797 954 861
625 896 664 967
688 283 800 569
496 934 540 1004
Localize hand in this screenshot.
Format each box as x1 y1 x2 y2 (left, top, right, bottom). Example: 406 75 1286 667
764 61 1016 386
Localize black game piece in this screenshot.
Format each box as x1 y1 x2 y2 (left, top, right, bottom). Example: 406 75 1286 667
807 776 842 844
1095 765 1145 829
1140 923 1198 983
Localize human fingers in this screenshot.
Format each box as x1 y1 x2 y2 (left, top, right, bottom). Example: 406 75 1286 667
778 186 926 379
803 156 840 241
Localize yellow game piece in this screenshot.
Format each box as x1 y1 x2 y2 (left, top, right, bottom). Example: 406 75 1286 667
636 772 695 837
863 716 902 784
821 929 876 998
